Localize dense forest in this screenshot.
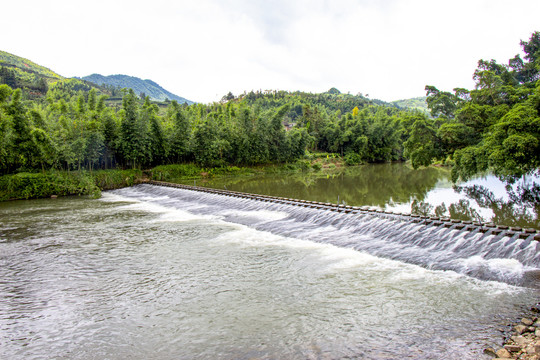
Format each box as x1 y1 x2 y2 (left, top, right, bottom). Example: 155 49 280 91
0 32 539 184
411 32 540 183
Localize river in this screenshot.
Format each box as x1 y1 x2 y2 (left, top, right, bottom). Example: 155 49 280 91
0 164 539 359
187 163 539 229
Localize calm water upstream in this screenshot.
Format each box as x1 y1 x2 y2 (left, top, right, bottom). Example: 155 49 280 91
1 165 539 359
186 163 539 229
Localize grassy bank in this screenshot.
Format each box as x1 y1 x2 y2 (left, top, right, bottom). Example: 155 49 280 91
0 154 351 202
148 157 341 183
0 169 144 201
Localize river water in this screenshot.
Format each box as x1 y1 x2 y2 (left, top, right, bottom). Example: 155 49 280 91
186 163 539 229
1 181 538 359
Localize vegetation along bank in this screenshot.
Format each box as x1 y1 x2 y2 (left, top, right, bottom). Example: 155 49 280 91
0 32 539 199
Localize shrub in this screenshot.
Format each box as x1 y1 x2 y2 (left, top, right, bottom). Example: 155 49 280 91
151 164 202 180
0 171 101 201
283 163 297 171
0 170 146 201
344 153 362 166
295 160 312 171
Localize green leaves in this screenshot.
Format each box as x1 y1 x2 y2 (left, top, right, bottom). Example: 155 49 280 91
425 85 461 119
423 32 540 183
403 116 441 168
451 146 489 182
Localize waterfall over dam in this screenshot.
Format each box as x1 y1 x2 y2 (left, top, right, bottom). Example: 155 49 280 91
127 181 540 286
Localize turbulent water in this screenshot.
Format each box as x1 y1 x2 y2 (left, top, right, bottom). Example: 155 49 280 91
1 184 538 359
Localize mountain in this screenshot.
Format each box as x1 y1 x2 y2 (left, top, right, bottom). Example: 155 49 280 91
82 74 193 104
391 96 429 113
0 50 63 80
0 50 193 104
0 50 65 96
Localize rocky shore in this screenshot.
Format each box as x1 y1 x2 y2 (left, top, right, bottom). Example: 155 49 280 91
486 313 540 359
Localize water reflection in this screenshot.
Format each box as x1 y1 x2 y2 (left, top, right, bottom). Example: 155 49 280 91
455 183 539 228
193 164 444 207
180 163 539 229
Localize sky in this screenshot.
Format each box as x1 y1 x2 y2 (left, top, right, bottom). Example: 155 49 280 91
3 0 540 103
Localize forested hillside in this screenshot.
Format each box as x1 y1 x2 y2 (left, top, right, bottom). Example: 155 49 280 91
392 97 428 113
0 32 538 185
0 50 63 98
82 74 193 104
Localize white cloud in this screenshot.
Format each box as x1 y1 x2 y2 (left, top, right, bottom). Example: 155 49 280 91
2 0 539 103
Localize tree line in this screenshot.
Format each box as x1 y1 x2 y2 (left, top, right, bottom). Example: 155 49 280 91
0 83 314 174
0 32 538 184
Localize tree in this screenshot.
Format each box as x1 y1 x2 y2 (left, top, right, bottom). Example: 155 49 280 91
327 87 341 95
403 116 442 168
120 89 149 168
145 103 167 166
222 91 235 102
0 67 17 88
437 122 477 155
6 89 37 170
87 88 97 111
425 85 461 118
168 101 191 163
85 131 104 170
191 119 220 167
516 31 540 83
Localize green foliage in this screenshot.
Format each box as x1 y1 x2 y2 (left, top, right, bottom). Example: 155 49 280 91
0 169 144 201
47 79 95 101
2 32 539 188
403 115 442 168
451 146 489 182
344 152 362 166
0 51 432 179
0 51 66 98
92 169 142 190
295 159 312 171
0 51 63 80
425 85 462 118
151 164 202 180
392 96 429 113
419 32 540 183
0 172 98 200
206 166 253 177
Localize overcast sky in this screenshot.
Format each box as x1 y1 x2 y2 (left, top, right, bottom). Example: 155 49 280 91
3 0 540 103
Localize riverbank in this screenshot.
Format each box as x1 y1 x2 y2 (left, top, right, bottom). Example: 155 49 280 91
488 308 540 359
149 155 346 183
0 159 335 202
0 169 145 201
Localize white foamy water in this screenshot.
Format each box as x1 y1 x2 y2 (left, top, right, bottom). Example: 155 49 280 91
0 186 537 360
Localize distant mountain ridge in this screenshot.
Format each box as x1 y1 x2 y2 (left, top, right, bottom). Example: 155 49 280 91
391 96 428 113
82 74 193 104
0 50 66 97
0 50 63 80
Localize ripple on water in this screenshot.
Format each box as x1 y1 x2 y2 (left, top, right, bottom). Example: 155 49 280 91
0 191 536 360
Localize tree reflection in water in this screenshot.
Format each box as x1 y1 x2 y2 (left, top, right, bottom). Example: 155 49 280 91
456 183 539 229
412 181 539 229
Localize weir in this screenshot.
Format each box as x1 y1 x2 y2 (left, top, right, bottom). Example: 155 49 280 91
148 180 540 241
141 181 540 286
